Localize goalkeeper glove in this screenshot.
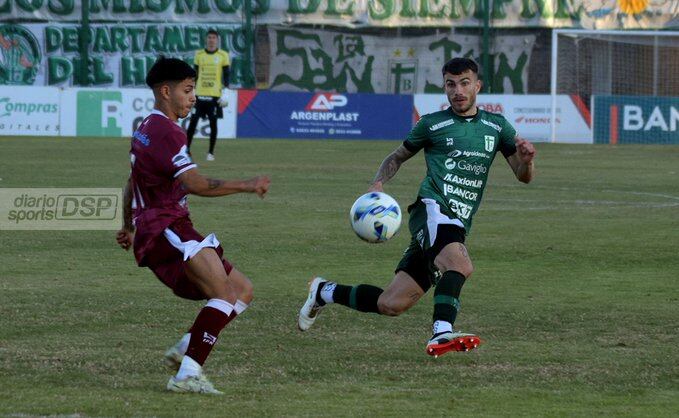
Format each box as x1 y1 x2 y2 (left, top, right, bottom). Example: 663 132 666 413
217 92 229 108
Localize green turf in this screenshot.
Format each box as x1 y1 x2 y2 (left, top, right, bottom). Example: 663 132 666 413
1 137 677 417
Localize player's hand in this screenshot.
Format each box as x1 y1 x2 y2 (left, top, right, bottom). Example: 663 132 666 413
247 175 270 198
515 138 536 164
368 181 383 192
116 228 134 251
218 93 229 108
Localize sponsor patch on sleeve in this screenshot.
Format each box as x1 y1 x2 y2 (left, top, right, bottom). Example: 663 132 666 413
172 145 193 168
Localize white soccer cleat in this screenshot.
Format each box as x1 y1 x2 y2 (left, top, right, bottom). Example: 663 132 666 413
206 153 215 161
164 344 184 371
298 277 326 331
166 374 223 395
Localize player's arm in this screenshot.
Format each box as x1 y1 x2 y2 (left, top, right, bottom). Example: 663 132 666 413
116 177 134 250
218 54 231 107
222 66 230 88
222 51 230 88
505 136 536 184
178 168 270 198
218 65 231 107
369 144 415 191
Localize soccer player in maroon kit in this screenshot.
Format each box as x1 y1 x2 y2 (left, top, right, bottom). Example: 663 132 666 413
116 57 270 394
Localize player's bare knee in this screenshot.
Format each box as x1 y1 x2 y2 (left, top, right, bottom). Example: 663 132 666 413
227 269 254 303
239 278 254 304
441 263 473 278
435 245 473 278
209 279 237 303
377 299 405 316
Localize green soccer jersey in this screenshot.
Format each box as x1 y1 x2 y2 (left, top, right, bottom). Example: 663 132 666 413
403 107 518 233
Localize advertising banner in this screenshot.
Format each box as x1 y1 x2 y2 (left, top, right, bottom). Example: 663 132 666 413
60 88 237 139
593 95 679 144
0 1 677 29
268 27 535 94
0 23 246 88
414 94 592 143
0 86 60 136
236 90 413 140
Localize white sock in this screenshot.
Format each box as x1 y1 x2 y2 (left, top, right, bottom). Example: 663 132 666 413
432 320 453 335
234 300 249 315
177 333 191 355
319 282 336 304
206 298 234 316
175 355 202 380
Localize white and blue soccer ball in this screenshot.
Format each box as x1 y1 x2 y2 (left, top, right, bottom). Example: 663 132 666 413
349 192 402 243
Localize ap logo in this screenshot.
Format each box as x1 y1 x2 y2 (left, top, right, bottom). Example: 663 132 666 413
305 94 347 111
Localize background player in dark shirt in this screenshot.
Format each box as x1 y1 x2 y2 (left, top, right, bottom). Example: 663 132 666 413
116 57 270 394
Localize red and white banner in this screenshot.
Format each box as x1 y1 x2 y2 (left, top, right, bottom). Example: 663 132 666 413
414 94 592 144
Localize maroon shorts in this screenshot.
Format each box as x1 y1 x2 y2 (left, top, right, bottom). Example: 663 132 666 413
143 217 233 300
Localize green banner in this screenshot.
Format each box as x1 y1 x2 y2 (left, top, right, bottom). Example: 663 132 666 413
0 23 247 87
268 27 535 94
0 0 677 29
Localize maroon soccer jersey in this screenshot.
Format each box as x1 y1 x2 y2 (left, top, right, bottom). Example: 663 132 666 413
130 110 197 266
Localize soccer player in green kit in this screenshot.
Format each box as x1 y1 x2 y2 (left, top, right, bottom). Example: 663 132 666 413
298 58 536 357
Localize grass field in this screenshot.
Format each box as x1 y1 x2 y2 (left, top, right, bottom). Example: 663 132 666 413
1 137 678 417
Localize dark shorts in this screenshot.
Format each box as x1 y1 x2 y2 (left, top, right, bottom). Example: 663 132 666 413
143 217 233 300
395 200 466 292
193 97 223 120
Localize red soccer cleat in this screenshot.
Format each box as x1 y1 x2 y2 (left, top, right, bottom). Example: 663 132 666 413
426 332 483 358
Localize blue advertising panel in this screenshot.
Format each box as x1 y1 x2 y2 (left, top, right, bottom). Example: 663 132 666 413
237 90 413 140
593 95 679 144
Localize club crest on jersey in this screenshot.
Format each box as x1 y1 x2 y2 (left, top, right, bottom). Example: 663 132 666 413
484 135 495 152
305 94 348 111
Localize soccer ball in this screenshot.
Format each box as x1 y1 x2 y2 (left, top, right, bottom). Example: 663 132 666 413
349 192 402 243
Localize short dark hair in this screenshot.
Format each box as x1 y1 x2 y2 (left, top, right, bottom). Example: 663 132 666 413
145 56 196 88
206 29 219 37
442 58 479 76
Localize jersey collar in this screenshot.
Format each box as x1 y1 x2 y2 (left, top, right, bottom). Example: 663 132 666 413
150 109 169 119
449 107 480 122
150 109 181 126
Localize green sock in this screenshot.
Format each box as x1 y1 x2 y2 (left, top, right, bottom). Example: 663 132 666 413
432 271 466 326
332 284 383 313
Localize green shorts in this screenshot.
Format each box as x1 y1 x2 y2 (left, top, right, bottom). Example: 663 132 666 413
395 198 466 292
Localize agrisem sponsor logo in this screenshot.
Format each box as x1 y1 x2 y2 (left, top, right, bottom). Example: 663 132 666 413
458 149 491 159
0 97 58 118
